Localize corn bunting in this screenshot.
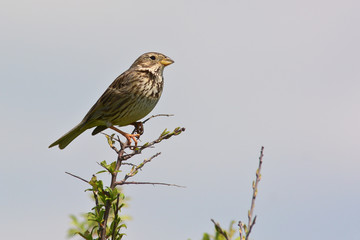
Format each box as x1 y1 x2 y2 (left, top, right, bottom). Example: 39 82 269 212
49 52 174 149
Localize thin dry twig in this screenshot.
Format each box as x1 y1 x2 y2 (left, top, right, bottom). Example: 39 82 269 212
65 172 102 232
65 172 102 231
120 152 161 184
238 221 244 240
115 181 185 188
142 113 174 124
246 216 257 240
122 162 138 167
65 172 89 184
237 146 264 240
245 146 264 240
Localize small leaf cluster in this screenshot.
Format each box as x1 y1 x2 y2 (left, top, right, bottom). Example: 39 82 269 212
200 220 239 240
68 170 127 240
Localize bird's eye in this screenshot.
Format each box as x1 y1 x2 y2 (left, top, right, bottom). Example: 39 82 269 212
150 56 156 60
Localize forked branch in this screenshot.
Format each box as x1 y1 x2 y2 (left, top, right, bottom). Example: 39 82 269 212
239 146 264 240
211 147 265 240
67 120 186 240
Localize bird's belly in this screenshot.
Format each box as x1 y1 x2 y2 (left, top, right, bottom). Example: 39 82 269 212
113 96 159 126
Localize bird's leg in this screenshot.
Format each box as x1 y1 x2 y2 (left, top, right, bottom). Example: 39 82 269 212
110 126 140 146
131 121 144 135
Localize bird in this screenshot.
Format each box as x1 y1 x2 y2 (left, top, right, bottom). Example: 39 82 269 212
49 52 174 149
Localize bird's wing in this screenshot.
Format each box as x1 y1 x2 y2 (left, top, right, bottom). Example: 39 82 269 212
80 70 134 125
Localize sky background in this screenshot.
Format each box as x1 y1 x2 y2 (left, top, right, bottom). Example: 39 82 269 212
1 0 360 239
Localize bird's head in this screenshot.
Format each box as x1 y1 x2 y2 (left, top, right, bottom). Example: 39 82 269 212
130 52 174 74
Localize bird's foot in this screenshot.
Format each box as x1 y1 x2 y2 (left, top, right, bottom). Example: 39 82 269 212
131 121 144 135
124 133 140 147
110 126 140 147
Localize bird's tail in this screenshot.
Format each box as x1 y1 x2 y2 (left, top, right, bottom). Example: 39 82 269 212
49 122 87 149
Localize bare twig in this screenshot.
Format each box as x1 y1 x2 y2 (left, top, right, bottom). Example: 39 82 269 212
245 146 264 240
246 216 257 240
122 162 138 167
115 181 185 188
121 152 161 183
237 146 264 240
238 221 244 240
65 172 89 184
65 172 103 231
142 114 174 124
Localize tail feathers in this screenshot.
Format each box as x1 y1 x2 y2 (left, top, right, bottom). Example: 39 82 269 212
92 125 107 135
49 123 87 149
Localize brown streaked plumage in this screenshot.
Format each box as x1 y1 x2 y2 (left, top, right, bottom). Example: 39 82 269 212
49 52 174 149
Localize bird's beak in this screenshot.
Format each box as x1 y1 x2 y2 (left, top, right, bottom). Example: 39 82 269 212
160 58 174 66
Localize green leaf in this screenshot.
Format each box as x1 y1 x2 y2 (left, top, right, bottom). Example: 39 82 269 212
202 233 211 240
119 223 127 229
109 161 117 172
106 134 115 147
160 128 169 136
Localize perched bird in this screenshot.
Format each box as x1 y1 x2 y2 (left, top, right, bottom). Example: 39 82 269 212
49 52 174 149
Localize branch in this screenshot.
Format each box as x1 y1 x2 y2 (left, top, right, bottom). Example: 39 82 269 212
244 146 264 240
238 221 244 240
246 216 256 240
120 152 161 184
65 171 89 184
142 113 174 124
122 162 138 167
115 181 185 188
122 127 186 161
102 127 185 159
68 118 185 240
101 133 121 153
100 142 126 240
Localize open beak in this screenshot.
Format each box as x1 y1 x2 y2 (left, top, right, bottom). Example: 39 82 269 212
160 58 174 66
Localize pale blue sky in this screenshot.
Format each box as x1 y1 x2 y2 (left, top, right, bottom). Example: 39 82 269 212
1 0 360 239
